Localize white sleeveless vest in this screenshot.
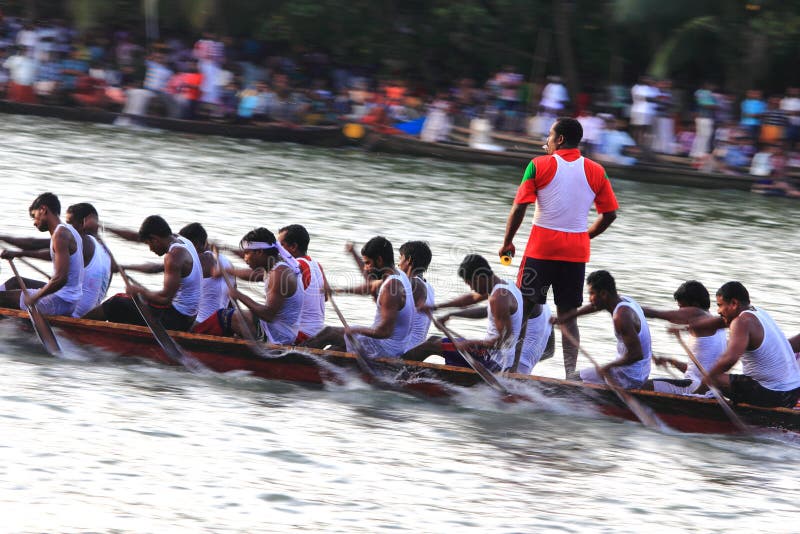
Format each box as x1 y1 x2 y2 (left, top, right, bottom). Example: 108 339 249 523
532 155 596 233
370 269 414 357
519 304 552 374
260 261 304 345
408 276 435 348
170 236 203 317
612 296 652 386
685 328 727 383
740 308 800 391
73 234 111 317
51 223 84 303
297 256 326 337
196 251 232 323
485 280 524 370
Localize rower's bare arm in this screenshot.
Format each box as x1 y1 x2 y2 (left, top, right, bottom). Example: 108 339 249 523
1 248 51 261
248 266 292 322
33 228 71 302
445 305 489 320
350 279 402 339
123 262 164 274
642 306 703 323
139 248 183 306
706 316 751 379
432 291 486 311
500 202 529 257
0 235 50 250
688 315 726 337
337 279 381 296
487 289 513 348
105 225 140 243
609 308 644 368
587 210 617 239
552 303 596 324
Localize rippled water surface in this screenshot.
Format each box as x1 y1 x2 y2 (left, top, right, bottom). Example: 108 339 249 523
1 115 799 532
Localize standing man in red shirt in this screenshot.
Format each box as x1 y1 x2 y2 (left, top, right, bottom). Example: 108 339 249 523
500 117 618 379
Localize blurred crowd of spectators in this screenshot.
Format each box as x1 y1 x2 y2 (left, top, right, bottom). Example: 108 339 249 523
1 15 799 194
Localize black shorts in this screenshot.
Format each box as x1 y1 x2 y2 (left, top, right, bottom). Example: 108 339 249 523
102 294 195 332
728 374 800 408
516 257 585 309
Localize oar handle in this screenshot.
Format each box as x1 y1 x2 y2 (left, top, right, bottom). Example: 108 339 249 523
673 330 751 434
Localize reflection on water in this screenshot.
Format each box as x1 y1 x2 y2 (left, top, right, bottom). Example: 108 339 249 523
1 115 799 532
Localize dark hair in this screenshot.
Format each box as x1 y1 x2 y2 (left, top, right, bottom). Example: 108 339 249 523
673 280 710 310
29 192 61 216
587 270 617 294
138 215 172 240
716 281 750 305
179 222 207 248
240 227 278 256
361 236 394 266
67 202 98 223
458 254 492 283
553 117 583 147
399 241 432 274
279 224 310 255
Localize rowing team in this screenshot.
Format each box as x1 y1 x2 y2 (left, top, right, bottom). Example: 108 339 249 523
1 192 799 409
0 193 550 369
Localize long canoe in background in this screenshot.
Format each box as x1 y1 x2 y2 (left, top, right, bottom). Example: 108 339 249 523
362 130 760 191
1 307 798 436
0 100 350 147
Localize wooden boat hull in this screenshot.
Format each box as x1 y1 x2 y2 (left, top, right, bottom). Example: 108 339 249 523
363 131 759 191
0 100 349 147
2 308 798 435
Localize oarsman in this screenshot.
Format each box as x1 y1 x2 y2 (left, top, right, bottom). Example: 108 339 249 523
84 215 202 331
500 117 618 379
398 240 435 349
304 236 413 358
111 222 234 331
403 254 523 372
207 227 304 345
554 270 652 389
277 224 326 343
686 282 800 408
65 203 112 318
0 193 84 317
640 280 726 394
0 203 108 316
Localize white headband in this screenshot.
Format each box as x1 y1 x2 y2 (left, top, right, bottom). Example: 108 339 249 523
241 241 276 250
241 240 300 275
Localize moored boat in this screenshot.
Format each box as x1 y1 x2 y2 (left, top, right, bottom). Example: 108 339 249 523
2 307 798 435
362 130 761 191
0 100 350 147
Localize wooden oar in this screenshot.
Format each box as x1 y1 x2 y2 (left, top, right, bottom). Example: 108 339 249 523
212 246 280 358
96 236 206 374
425 310 511 396
673 330 751 434
559 324 663 430
6 258 62 357
326 290 387 381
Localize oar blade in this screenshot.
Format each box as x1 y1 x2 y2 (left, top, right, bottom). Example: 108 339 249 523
26 303 63 357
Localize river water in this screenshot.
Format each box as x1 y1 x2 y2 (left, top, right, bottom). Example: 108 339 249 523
1 115 799 532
